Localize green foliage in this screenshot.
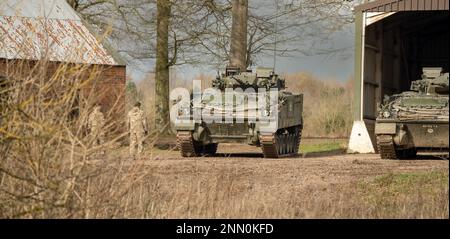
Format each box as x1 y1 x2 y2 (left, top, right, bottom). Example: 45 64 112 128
300 141 345 154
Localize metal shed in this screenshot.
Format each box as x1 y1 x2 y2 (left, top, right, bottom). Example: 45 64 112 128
348 0 449 153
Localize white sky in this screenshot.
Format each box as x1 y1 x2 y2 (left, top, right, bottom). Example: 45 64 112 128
127 4 356 83
128 33 355 83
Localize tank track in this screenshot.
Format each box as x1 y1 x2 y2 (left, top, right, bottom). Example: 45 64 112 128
376 135 398 160
176 131 198 157
260 126 302 158
176 131 218 157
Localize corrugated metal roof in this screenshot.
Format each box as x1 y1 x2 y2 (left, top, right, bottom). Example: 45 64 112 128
0 0 124 66
0 0 80 20
355 0 449 12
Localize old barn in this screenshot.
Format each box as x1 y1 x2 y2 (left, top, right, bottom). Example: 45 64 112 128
0 0 126 119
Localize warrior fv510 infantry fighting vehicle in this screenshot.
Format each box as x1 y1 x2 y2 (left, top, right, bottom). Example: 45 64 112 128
174 66 303 158
375 67 449 159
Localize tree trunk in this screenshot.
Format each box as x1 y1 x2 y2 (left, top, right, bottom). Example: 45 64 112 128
155 0 171 133
229 0 248 71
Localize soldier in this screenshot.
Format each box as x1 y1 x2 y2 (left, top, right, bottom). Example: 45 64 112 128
88 103 106 147
128 102 148 158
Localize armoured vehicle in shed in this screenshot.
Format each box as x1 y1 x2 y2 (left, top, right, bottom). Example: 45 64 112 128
375 67 449 159
174 66 303 158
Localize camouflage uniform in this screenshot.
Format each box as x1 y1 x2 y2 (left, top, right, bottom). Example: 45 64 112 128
88 106 105 146
128 106 147 157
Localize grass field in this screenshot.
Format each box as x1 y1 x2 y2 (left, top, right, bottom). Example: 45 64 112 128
1 138 448 218
352 170 449 218
300 139 347 155
77 141 448 219
107 152 448 219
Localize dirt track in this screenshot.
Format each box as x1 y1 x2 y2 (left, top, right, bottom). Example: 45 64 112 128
133 143 449 187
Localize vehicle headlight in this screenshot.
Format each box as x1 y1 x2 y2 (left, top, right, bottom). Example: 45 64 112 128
262 109 270 117
382 111 391 118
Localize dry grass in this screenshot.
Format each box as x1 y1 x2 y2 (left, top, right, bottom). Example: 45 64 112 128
354 171 449 218
0 59 135 218
284 72 353 138
65 153 448 219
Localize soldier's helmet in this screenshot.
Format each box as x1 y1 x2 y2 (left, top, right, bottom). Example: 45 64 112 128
134 102 142 108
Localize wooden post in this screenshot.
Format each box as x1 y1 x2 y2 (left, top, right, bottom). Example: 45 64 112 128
353 11 365 121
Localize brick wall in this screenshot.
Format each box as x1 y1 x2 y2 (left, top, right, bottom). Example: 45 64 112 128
0 59 126 126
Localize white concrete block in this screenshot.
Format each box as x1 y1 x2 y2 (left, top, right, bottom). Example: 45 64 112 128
348 121 375 154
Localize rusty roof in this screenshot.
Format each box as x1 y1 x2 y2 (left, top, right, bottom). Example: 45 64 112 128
0 0 125 66
354 0 449 12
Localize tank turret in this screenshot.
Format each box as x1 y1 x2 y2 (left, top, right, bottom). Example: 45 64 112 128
212 66 286 91
410 67 449 95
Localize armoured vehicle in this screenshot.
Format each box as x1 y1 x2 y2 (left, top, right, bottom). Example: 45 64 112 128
174 66 303 158
375 67 449 159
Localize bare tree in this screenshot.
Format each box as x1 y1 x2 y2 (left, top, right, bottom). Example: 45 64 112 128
154 0 171 133
69 0 361 66
67 0 224 132
67 0 362 132
191 0 361 68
